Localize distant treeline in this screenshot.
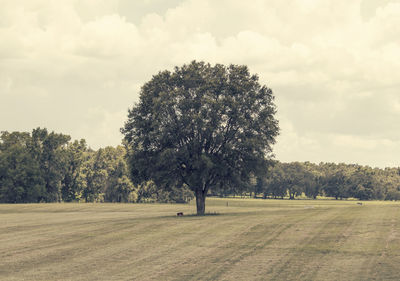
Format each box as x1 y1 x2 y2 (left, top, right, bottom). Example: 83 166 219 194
0 128 193 203
211 162 400 201
2 129 400 203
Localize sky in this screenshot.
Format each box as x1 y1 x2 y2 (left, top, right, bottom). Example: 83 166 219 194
1 0 400 168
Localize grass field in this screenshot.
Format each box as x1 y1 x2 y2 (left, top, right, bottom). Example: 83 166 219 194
1 199 399 281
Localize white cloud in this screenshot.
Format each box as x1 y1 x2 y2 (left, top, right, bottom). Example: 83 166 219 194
1 0 400 167
75 107 126 148
74 15 143 58
333 135 394 150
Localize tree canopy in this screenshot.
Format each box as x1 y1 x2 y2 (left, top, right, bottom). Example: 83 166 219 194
0 129 146 204
121 61 279 215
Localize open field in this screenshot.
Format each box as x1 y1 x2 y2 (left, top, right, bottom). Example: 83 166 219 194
1 199 400 281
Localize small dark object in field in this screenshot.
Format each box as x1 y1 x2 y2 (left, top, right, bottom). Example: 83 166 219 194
357 202 363 205
177 212 184 216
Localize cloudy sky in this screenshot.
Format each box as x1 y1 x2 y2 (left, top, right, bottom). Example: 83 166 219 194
1 0 400 167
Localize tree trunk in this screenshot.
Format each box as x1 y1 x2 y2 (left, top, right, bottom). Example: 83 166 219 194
195 189 206 215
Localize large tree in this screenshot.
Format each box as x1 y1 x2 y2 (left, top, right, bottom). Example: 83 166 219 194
122 61 279 215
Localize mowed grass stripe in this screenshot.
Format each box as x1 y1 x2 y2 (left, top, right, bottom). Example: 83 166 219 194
334 205 400 281
1 199 399 281
184 209 326 281
306 204 400 281
207 205 352 281
1 220 162 278
264 206 361 281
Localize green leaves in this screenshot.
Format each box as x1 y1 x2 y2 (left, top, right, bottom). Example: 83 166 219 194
122 61 279 214
0 130 138 204
0 130 46 202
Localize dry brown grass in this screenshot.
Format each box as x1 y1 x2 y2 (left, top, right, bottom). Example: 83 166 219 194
0 199 399 280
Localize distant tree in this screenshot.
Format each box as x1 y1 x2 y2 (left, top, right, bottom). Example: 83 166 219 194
385 190 400 201
103 146 136 203
383 168 400 200
264 162 287 199
320 163 347 199
284 162 308 200
122 61 279 215
61 139 87 202
0 129 72 203
265 162 311 199
302 162 321 199
82 148 108 202
29 128 71 202
0 132 45 203
81 146 138 203
348 166 380 200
